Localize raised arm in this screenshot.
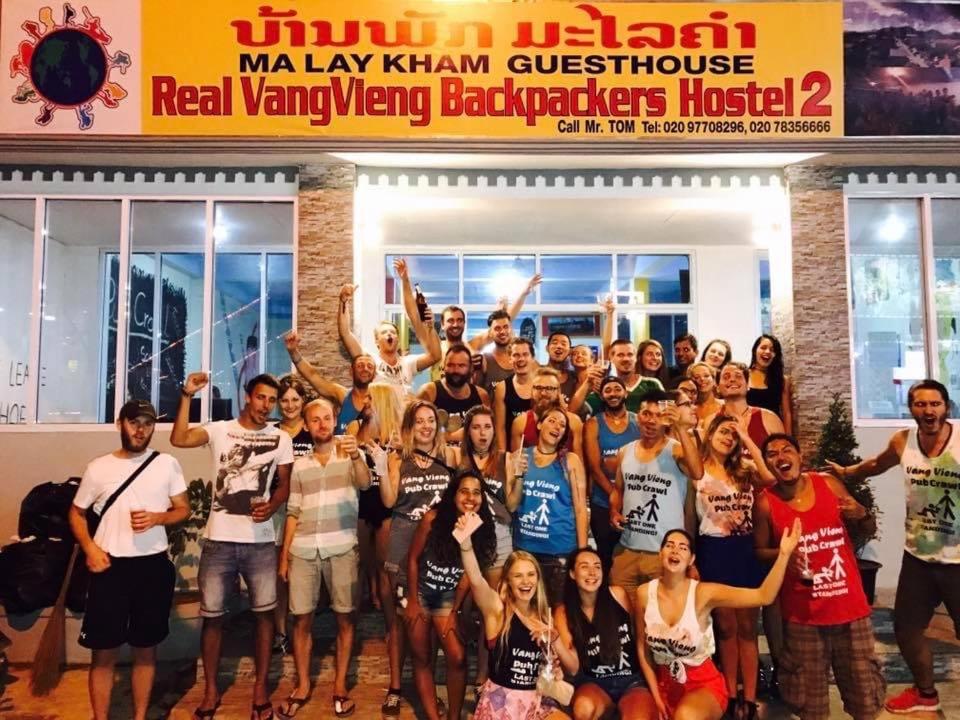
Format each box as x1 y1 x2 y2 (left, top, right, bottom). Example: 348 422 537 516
781 376 794 436
380 452 402 509
609 447 627 530
600 296 616 358
337 284 364 359
284 330 349 402
701 517 800 612
509 413 525 453
507 272 542 323
456 513 504 618
736 424 776 487
505 448 528 512
671 406 703 481
170 371 211 448
493 382 508 453
829 430 904 481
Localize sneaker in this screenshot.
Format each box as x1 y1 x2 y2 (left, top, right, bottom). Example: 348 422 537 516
885 686 941 714
272 632 289 655
381 690 402 717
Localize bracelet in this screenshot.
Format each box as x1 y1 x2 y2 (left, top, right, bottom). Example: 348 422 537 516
290 352 303 364
460 544 473 552
349 453 361 461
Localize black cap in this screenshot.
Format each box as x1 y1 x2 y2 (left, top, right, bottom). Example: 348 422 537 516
119 399 158 422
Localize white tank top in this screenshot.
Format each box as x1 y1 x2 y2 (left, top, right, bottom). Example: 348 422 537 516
644 579 715 683
900 421 960 563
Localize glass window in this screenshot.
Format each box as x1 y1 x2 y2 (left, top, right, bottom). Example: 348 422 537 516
616 254 690 304
127 201 206 422
463 254 536 305
616 312 689 356
848 199 924 420
0 200 36 424
212 203 293 421
932 200 960 412
39 200 121 423
384 254 458 306
540 255 612 303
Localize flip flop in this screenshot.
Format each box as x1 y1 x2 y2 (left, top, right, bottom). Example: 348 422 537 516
194 698 221 719
250 701 274 720
333 695 356 717
277 696 309 718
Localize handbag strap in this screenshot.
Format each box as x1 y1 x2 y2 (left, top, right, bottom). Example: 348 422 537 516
98 450 161 520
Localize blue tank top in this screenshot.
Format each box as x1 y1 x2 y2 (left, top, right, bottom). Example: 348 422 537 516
619 439 689 552
592 412 641 509
336 389 362 434
514 447 576 556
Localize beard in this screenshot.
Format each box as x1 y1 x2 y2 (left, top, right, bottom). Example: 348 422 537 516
311 429 334 446
120 426 153 453
603 398 626 413
445 371 470 389
353 374 372 390
445 328 463 342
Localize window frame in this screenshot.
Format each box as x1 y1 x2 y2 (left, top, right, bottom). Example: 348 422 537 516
380 247 697 353
0 193 297 430
844 191 944 427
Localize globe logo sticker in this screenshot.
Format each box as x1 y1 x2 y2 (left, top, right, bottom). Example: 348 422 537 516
9 4 130 130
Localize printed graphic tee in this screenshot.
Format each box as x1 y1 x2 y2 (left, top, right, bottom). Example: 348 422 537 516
203 420 294 543
901 422 960 563
619 439 689 552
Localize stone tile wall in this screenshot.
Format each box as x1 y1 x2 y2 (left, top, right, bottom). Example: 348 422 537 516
785 165 851 455
297 163 356 386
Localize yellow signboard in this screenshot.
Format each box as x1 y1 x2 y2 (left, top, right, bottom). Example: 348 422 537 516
1 1 842 138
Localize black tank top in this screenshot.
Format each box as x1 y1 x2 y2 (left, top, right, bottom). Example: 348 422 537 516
746 385 781 417
418 540 464 596
504 375 531 425
433 381 482 433
393 456 452 522
582 592 639 679
489 614 543 690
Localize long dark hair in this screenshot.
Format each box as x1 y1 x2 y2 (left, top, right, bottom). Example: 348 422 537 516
562 547 625 669
427 470 497 570
750 334 785 401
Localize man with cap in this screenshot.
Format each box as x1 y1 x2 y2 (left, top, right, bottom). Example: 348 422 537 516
69 399 189 720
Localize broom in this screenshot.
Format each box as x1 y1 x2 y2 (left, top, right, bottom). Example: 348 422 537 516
30 544 80 696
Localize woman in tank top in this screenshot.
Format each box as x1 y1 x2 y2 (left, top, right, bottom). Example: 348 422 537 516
694 415 776 719
636 525 800 720
554 547 658 720
405 471 497 720
380 400 457 714
456 518 572 720
747 334 794 435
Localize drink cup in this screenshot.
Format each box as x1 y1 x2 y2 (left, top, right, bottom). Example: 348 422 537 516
130 507 144 529
249 494 269 516
334 435 348 459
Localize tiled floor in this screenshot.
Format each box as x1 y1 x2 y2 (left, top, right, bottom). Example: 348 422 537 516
2 605 958 719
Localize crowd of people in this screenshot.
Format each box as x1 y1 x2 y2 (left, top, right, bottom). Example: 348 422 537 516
65 258 960 720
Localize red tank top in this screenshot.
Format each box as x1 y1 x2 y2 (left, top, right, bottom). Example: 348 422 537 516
747 407 768 448
521 410 574 451
764 473 870 625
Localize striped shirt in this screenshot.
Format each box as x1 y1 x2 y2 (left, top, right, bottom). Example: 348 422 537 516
287 454 364 560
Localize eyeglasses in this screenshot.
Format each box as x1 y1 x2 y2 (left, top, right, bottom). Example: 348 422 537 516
533 385 559 392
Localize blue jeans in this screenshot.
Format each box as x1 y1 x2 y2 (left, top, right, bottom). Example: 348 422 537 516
198 540 277 617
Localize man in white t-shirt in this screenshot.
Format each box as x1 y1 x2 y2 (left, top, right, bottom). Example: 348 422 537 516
68 399 189 720
173 372 294 720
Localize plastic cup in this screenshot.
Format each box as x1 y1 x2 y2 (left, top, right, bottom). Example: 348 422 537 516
334 435 348 459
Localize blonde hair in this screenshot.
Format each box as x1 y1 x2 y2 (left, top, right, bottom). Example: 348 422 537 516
368 383 404 444
496 551 551 658
700 414 753 490
400 399 447 460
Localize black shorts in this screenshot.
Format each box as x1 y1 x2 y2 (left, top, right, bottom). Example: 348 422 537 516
78 552 176 650
358 486 391 528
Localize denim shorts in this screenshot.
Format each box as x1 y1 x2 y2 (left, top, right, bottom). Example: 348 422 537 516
198 540 278 618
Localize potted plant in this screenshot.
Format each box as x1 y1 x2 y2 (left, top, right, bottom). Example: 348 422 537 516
812 392 882 603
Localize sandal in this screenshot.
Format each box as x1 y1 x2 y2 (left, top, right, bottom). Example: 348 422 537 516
333 695 356 717
277 695 309 718
193 698 221 719
250 701 274 720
